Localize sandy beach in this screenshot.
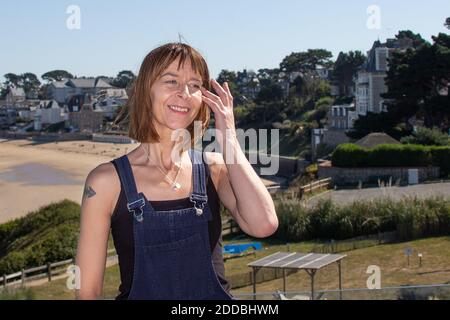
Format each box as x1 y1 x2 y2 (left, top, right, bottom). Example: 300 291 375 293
0 138 140 224
0 138 278 224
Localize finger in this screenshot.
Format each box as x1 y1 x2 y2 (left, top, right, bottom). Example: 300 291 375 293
211 79 230 107
201 95 220 114
200 86 223 107
224 82 234 107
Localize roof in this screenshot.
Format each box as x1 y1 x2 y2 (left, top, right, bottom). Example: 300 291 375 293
247 252 346 270
360 38 414 73
355 132 401 148
51 80 68 88
67 78 113 89
95 78 113 88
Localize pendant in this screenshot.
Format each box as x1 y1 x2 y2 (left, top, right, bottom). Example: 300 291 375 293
195 207 203 216
172 182 181 191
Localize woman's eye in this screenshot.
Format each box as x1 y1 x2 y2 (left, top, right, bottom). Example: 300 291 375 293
166 80 177 84
192 84 201 89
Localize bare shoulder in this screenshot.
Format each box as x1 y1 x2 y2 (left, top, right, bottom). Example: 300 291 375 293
203 151 225 188
83 161 121 216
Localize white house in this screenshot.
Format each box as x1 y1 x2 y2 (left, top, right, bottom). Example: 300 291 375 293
355 38 413 116
48 78 114 104
5 86 26 106
329 104 358 130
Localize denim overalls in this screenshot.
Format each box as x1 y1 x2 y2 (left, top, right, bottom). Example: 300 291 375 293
113 148 235 300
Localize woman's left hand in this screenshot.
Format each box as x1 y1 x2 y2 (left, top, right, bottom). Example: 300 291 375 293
200 79 237 149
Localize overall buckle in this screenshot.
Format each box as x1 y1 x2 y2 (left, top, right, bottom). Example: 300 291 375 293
189 194 207 216
127 197 145 222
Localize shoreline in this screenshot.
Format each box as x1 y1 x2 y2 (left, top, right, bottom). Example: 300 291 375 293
0 139 139 224
0 138 278 224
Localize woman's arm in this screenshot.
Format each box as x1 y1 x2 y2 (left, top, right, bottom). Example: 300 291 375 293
207 148 278 239
75 163 114 299
201 79 278 239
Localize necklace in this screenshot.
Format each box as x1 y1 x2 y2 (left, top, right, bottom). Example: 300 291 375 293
144 144 182 191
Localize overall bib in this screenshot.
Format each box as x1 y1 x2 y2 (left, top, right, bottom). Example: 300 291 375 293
113 148 235 300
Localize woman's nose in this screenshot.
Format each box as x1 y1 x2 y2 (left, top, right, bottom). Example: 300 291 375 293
177 84 191 98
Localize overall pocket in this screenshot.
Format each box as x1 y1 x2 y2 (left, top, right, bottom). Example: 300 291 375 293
131 232 216 300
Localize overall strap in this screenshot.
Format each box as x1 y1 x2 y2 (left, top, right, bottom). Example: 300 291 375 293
113 155 145 222
188 148 208 216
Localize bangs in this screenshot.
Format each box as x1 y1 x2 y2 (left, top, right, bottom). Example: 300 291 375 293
154 44 208 86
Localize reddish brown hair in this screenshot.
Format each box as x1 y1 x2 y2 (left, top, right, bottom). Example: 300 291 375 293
115 43 211 146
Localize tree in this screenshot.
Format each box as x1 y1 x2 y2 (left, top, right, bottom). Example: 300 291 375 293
111 70 135 89
41 70 73 82
400 126 450 146
395 30 428 48
256 68 279 87
332 51 365 96
217 69 237 84
3 73 21 86
20 73 41 97
280 49 333 73
347 112 402 140
216 69 243 105
383 33 450 130
2 72 41 97
445 17 450 30
255 83 283 104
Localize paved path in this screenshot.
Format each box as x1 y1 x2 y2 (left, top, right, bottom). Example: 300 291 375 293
307 182 450 207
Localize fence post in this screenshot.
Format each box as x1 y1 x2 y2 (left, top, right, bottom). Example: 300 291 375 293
2 274 6 288
47 263 52 282
21 268 25 286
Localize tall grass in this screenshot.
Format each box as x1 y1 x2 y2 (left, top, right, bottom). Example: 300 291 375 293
274 196 450 242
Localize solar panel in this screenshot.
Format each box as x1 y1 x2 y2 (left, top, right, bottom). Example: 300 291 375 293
247 252 346 270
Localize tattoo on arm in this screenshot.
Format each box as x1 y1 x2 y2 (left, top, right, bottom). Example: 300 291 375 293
83 185 96 198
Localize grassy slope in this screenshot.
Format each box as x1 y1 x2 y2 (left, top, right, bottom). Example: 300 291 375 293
16 235 450 300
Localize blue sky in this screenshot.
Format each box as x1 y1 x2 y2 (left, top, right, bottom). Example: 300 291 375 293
1 0 449 83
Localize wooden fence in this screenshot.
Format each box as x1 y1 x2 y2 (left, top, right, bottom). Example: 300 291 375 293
272 177 332 200
0 220 241 289
0 248 116 289
222 218 240 236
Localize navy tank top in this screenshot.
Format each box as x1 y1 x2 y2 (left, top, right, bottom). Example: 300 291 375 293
110 159 231 300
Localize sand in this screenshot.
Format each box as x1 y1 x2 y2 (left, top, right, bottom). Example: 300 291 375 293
0 138 278 224
0 138 139 224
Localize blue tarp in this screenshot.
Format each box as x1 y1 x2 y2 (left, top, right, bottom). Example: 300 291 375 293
223 242 263 254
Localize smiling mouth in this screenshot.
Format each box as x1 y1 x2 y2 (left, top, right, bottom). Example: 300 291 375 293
167 105 190 114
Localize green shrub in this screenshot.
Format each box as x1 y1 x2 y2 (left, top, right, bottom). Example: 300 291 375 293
331 144 369 167
0 287 36 300
0 200 80 275
367 144 432 167
430 147 450 177
331 143 450 177
400 127 450 146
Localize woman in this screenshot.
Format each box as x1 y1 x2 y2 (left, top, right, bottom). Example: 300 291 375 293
75 42 278 300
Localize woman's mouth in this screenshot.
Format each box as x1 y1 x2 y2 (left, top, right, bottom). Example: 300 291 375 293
167 105 189 114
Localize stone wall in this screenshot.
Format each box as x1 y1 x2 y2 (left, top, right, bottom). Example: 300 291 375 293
246 152 310 178
318 165 440 186
92 133 136 144
322 129 351 147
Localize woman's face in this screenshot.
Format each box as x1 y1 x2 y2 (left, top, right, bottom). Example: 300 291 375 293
150 57 204 136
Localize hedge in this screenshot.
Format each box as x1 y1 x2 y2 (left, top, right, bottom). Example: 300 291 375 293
331 143 450 176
